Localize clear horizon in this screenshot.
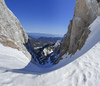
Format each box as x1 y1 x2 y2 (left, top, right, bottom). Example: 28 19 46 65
5 0 75 35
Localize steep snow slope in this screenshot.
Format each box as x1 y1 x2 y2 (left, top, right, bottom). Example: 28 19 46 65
0 17 100 86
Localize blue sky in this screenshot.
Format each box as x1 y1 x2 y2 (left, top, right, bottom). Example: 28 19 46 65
5 0 75 35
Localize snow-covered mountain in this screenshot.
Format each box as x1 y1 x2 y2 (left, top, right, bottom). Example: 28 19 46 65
0 16 100 86
0 0 100 86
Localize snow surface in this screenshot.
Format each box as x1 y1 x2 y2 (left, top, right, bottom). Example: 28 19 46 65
43 48 53 56
0 16 100 86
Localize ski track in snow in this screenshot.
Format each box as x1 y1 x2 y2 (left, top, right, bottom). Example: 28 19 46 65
0 17 100 86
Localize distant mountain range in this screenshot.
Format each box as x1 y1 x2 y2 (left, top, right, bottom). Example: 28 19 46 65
28 36 62 49
27 32 63 39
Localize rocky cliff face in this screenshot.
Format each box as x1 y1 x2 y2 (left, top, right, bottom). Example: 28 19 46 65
59 0 100 58
0 0 31 60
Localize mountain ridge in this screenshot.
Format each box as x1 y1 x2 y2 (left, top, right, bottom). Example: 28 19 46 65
27 32 63 39
59 0 100 58
0 0 31 60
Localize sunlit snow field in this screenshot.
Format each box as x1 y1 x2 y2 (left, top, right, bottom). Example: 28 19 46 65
0 17 100 86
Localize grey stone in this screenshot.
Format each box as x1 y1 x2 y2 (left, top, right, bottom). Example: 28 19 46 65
59 0 100 58
0 0 31 60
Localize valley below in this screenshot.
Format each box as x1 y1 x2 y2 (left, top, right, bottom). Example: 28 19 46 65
25 35 62 66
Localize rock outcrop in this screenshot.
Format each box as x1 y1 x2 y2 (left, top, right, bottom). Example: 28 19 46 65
59 0 100 58
0 0 31 60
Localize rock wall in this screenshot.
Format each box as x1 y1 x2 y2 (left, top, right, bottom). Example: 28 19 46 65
59 0 100 58
0 0 31 60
